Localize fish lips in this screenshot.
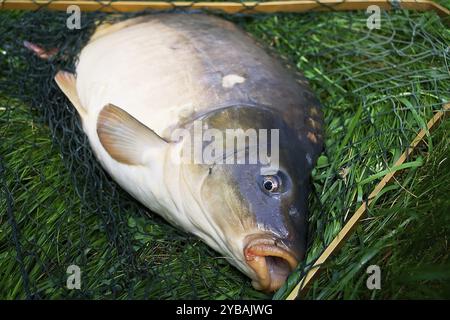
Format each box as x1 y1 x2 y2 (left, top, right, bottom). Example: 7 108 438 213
243 234 299 292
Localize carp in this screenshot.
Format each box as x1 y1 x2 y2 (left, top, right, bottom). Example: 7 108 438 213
54 13 323 292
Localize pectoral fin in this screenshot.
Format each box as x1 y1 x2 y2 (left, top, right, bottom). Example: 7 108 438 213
97 103 168 165
54 71 87 119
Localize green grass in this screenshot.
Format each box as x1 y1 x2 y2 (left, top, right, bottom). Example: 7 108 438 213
1 7 449 299
435 0 450 10
298 119 450 299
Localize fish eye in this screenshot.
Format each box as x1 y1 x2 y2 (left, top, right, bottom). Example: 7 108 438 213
262 175 281 193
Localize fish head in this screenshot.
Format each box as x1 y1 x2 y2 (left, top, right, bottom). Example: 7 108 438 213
176 106 314 292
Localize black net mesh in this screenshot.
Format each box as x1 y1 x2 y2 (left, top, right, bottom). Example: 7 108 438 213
0 1 449 299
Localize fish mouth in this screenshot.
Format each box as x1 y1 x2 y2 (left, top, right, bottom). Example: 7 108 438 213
244 235 299 292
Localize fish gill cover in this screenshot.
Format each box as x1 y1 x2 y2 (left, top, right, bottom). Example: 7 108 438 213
0 1 449 299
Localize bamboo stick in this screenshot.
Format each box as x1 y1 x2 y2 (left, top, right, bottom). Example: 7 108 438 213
0 0 448 17
286 103 450 300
